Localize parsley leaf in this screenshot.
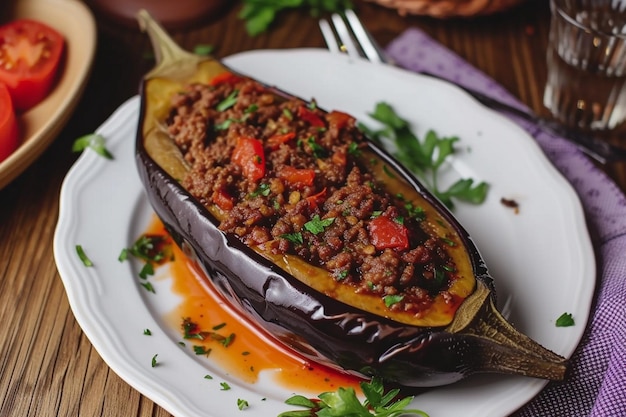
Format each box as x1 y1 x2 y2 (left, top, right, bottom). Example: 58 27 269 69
304 215 335 235
216 90 239 112
279 377 428 417
75 245 93 267
72 133 114 159
281 232 304 245
361 102 488 210
556 312 575 327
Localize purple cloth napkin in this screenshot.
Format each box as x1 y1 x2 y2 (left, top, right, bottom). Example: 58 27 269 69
385 28 626 417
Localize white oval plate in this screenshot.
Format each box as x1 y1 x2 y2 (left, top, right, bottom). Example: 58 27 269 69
0 0 96 189
54 49 596 417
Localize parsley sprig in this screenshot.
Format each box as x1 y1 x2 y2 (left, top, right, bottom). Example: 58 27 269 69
279 377 428 417
239 0 353 36
361 102 488 209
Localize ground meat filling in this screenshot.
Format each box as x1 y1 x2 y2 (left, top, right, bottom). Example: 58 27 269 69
166 74 459 315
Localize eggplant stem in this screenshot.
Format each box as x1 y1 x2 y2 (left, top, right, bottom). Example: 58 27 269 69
464 297 568 380
137 9 204 80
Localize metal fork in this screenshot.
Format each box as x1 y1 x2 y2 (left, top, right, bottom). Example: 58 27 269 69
319 11 626 164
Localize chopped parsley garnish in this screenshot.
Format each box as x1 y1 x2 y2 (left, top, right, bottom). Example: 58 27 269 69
306 136 327 158
75 245 93 267
220 382 231 391
193 345 212 356
204 374 213 380
212 322 227 331
143 329 152 336
304 215 335 235
217 90 239 112
556 312 575 327
347 141 360 155
250 182 271 197
383 294 404 307
279 377 428 417
72 133 114 159
151 354 158 368
237 399 249 410
281 232 304 245
361 102 488 209
139 262 154 279
141 282 155 293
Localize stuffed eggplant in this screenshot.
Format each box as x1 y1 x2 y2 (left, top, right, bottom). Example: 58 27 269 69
135 11 567 387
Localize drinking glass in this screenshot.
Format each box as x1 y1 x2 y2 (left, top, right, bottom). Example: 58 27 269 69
543 0 626 132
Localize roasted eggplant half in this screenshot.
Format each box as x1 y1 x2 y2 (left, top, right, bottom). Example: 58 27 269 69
134 11 567 387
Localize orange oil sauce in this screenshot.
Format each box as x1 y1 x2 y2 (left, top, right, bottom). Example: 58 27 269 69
144 217 363 393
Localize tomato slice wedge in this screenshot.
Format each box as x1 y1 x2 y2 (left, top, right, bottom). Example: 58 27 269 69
0 82 19 162
0 19 65 112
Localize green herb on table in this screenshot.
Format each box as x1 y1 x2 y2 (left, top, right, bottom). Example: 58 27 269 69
220 381 231 391
193 43 214 56
239 0 353 36
72 133 114 160
151 354 159 368
360 102 489 210
278 377 429 417
556 312 575 327
143 328 152 336
75 244 94 267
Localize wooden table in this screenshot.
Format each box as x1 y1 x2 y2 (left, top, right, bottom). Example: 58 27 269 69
1 1 624 416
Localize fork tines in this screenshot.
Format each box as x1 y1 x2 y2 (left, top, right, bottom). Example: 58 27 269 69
319 10 387 63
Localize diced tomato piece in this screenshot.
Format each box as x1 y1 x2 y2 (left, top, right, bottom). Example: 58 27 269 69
266 132 295 149
306 187 327 208
331 149 347 166
278 166 315 187
209 71 242 87
0 19 65 111
0 83 19 162
368 216 409 251
298 106 325 128
212 188 235 211
232 137 265 181
326 110 354 130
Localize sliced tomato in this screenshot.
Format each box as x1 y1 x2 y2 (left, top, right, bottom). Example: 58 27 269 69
0 19 65 111
368 216 409 251
232 137 265 181
0 82 19 162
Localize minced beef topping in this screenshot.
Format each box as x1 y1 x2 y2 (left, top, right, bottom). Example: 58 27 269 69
165 73 459 315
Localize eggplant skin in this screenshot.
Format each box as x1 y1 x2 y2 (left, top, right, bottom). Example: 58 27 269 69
135 92 502 387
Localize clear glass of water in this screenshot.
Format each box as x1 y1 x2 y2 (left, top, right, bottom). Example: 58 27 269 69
543 0 626 131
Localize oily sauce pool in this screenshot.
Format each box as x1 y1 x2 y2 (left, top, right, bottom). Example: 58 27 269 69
143 217 362 393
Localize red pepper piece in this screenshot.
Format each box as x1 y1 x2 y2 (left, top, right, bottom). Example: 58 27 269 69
210 71 242 86
368 216 409 251
331 149 347 166
278 166 315 187
232 137 265 181
267 132 296 149
326 110 354 130
212 188 235 211
298 106 325 128
306 187 327 208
